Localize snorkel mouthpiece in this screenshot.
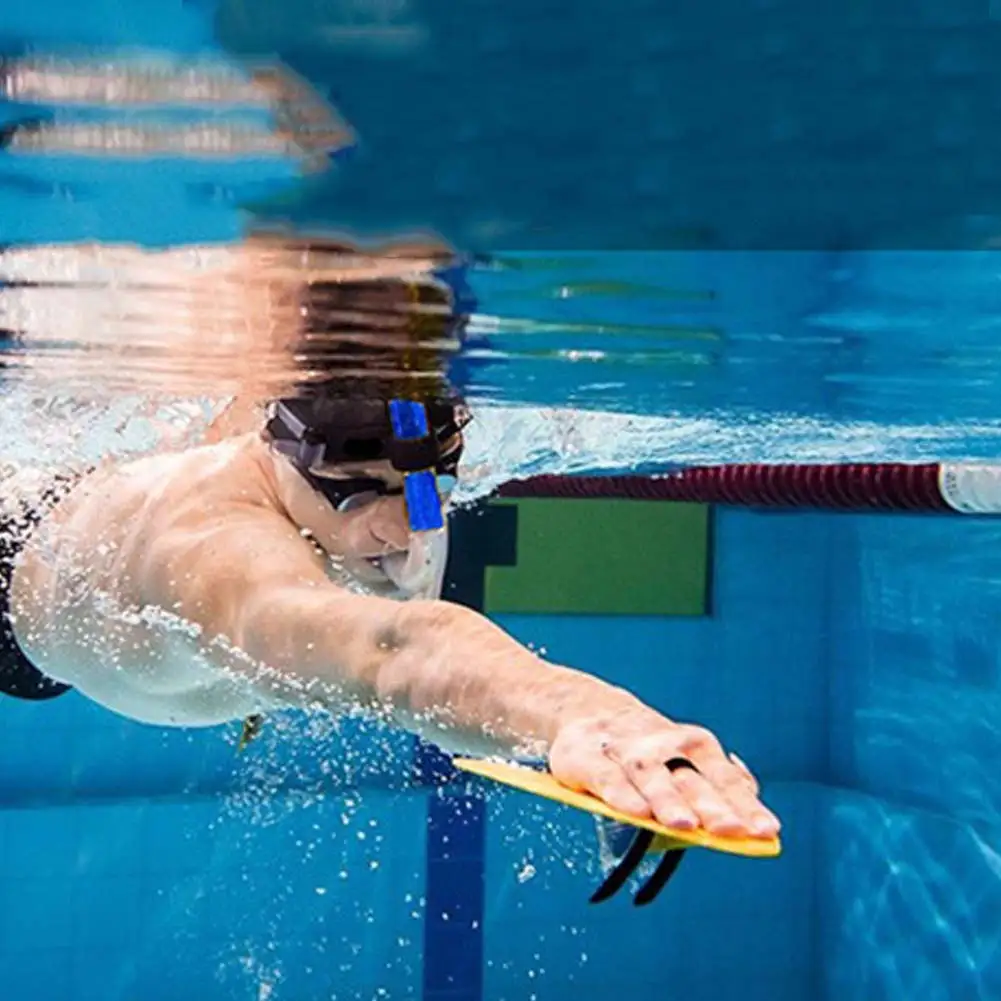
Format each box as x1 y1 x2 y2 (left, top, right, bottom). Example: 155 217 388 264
389 399 445 532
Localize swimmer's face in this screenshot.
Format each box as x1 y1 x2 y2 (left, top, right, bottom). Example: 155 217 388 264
268 429 462 560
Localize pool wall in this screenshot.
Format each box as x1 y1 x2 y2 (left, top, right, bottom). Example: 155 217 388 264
821 511 1001 1000
0 506 829 1001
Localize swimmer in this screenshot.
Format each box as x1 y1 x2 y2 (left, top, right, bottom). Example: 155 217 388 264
0 241 779 842
1 393 778 843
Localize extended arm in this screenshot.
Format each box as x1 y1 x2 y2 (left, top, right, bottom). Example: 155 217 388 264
145 506 780 838
145 507 632 757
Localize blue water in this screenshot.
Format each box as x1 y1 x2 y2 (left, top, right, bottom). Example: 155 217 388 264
2 1 1001 999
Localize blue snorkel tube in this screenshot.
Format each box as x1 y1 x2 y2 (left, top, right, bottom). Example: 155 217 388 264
381 399 449 599
388 399 445 532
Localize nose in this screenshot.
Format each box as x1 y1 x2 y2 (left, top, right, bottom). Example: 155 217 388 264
338 494 411 556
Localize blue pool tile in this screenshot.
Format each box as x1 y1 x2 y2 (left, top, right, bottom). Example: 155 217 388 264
0 876 73 952
424 795 485 1000
426 792 486 861
71 875 143 949
0 945 73 999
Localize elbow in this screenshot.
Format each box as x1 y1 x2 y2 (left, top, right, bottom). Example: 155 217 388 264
394 597 475 640
230 585 453 711
230 583 480 717
370 599 474 710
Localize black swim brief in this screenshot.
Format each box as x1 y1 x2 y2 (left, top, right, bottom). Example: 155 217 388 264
0 476 77 700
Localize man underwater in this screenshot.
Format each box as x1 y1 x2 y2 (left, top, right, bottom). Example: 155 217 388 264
0 240 780 844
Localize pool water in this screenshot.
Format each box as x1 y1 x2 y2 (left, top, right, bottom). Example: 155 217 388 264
2 1 1001 999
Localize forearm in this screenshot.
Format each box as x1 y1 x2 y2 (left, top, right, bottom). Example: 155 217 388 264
374 599 644 757
237 586 641 756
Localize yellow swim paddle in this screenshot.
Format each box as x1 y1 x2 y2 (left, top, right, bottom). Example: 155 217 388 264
454 757 781 906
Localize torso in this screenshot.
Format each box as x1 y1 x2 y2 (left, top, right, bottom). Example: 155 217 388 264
8 436 336 726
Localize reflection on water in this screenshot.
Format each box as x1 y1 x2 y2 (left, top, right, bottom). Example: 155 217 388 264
1 50 1001 475
11 244 1001 498
0 50 472 431
0 234 467 399
12 245 1001 456
0 53 351 166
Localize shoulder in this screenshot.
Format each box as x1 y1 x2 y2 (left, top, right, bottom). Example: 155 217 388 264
111 433 264 484
49 434 278 540
128 434 279 508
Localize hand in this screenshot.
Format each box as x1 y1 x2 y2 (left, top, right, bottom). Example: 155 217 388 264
548 706 780 839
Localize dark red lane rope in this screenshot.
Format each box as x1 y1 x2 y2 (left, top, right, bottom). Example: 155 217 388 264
495 463 952 512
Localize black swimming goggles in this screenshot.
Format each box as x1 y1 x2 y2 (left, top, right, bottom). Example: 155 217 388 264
264 396 470 522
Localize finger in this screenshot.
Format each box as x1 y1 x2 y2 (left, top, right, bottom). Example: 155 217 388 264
573 754 652 820
619 758 700 831
665 729 753 832
686 750 779 837
676 756 776 836
716 754 781 835
666 765 755 837
705 767 780 837
729 752 760 795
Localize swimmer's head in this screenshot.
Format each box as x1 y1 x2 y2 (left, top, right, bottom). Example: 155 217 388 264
263 395 468 597
262 394 470 515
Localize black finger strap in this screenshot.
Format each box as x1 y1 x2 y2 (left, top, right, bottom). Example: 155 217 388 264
588 756 702 906
589 828 654 904
634 849 686 906
665 756 699 774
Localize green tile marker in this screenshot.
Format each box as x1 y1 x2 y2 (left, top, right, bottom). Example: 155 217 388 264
484 499 710 616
